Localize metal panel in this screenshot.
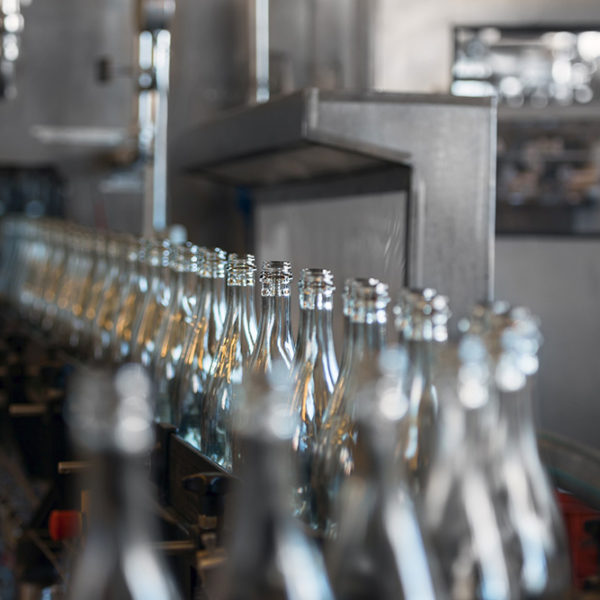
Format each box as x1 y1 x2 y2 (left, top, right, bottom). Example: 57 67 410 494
172 89 496 325
311 92 497 322
255 167 410 348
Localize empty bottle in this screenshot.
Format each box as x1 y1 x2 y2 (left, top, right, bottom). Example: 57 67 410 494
467 302 570 599
66 364 181 600
216 362 334 600
248 260 295 373
290 268 338 528
131 239 175 367
152 244 204 423
394 288 450 494
327 347 445 600
424 336 518 600
312 278 390 537
201 254 257 470
112 238 153 362
177 247 227 446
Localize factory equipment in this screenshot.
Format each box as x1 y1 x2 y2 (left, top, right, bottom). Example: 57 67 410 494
172 89 497 338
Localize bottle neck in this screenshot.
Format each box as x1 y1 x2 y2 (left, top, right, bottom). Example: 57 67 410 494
346 317 387 368
498 380 538 452
294 304 337 375
252 294 295 370
88 452 155 544
224 284 257 347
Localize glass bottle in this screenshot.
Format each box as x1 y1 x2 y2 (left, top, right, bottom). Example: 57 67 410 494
131 239 175 367
177 247 227 446
92 234 137 361
467 303 571 599
62 230 96 350
112 238 153 363
152 244 204 424
393 288 450 495
216 363 334 600
79 232 110 357
201 254 257 471
248 260 295 373
423 335 518 600
66 364 181 600
17 218 47 323
327 347 445 600
40 223 70 336
311 278 390 537
290 268 338 528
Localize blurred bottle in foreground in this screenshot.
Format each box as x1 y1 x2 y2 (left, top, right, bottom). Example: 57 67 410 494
290 268 338 528
467 302 570 599
394 288 450 495
214 361 334 600
66 364 181 600
424 336 518 600
327 346 445 600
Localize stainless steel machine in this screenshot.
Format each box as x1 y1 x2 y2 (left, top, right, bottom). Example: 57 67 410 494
172 89 497 334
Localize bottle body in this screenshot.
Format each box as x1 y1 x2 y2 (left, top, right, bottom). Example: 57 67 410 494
218 366 333 600
201 255 257 471
327 355 443 600
177 248 227 446
312 278 389 537
394 288 450 495
291 268 338 528
152 245 204 423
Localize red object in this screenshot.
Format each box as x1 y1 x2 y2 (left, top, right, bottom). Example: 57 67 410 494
557 490 600 589
48 510 82 541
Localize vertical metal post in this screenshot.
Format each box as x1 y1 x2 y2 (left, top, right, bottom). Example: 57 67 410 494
249 0 269 104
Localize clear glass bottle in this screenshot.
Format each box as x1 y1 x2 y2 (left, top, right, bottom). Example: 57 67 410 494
290 268 338 528
311 278 390 537
79 232 110 357
152 244 204 424
424 335 518 600
66 364 181 600
40 223 70 336
248 260 295 373
62 230 96 350
216 363 334 600
131 239 175 367
327 347 445 600
393 288 450 495
467 302 571 599
201 254 257 471
112 238 153 363
177 247 227 446
92 234 136 361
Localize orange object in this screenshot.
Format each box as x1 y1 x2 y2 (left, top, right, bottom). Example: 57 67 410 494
48 510 82 541
557 490 600 589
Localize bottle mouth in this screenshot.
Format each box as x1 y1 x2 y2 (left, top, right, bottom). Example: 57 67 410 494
394 287 450 342
227 254 256 286
202 247 227 278
299 268 335 309
347 278 390 322
461 301 542 383
172 243 204 273
260 260 292 296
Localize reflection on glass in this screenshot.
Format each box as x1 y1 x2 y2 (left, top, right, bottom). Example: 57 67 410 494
201 254 257 471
